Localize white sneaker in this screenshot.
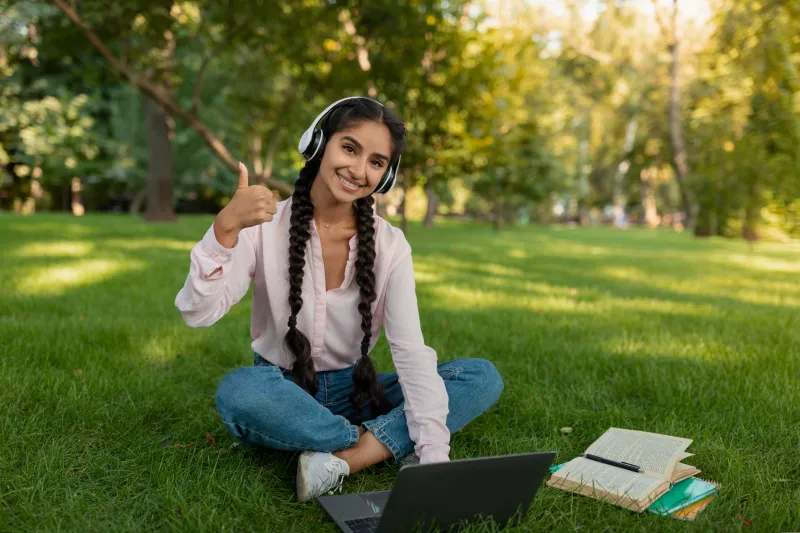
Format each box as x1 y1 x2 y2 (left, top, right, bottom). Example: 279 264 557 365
296 451 350 502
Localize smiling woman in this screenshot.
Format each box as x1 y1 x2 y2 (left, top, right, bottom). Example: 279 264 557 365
319 128 393 199
173 97 504 503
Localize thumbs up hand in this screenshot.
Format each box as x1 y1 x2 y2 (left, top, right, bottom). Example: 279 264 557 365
214 162 278 247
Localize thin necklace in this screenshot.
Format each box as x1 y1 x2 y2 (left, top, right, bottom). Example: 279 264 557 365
316 217 352 229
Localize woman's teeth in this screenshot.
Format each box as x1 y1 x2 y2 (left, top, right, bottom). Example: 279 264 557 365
337 174 361 190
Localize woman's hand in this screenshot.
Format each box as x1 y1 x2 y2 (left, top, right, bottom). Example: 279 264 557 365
214 162 277 248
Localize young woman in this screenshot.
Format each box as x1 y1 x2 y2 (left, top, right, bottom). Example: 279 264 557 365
175 97 504 502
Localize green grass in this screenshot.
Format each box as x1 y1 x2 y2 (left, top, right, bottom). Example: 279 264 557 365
1 213 799 532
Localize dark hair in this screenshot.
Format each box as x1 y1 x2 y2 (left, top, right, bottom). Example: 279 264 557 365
285 98 406 422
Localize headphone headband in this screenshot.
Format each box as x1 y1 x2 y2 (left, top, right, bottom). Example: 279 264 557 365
297 96 400 195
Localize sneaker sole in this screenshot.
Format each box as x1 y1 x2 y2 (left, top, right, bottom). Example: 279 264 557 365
296 452 312 502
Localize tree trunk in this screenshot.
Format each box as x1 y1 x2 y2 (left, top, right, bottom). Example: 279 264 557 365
667 0 694 228
129 188 146 214
742 184 760 244
613 119 637 228
423 182 437 227
262 128 281 184
492 192 501 232
143 97 176 222
577 136 590 226
249 136 263 176
640 168 660 228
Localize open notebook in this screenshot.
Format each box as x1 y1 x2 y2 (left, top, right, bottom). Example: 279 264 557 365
547 428 701 512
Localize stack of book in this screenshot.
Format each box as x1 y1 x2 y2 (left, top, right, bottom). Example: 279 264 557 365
547 428 718 520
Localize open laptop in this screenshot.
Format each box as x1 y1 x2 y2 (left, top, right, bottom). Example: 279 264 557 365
318 451 555 533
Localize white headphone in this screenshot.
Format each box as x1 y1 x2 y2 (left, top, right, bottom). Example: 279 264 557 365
297 96 401 195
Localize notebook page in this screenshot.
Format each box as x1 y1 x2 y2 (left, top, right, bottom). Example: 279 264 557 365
551 457 665 503
585 428 692 479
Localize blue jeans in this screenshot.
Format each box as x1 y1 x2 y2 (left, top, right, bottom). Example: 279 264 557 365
215 355 504 463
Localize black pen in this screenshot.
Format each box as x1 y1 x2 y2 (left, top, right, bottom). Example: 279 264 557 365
581 453 642 473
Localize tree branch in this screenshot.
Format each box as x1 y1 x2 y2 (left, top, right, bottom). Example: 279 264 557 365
51 0 293 197
575 45 612 65
650 0 673 45
257 88 296 182
191 49 216 116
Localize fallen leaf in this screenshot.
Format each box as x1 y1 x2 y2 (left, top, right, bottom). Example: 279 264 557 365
523 397 533 404
736 512 752 527
569 288 578 296
216 449 232 454
172 508 182 519
204 432 217 447
167 442 196 449
163 365 171 371
560 427 572 435
73 369 83 377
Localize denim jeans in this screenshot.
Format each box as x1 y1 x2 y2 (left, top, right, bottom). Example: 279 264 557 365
215 354 504 463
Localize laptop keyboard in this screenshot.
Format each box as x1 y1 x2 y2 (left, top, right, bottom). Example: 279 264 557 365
344 516 380 533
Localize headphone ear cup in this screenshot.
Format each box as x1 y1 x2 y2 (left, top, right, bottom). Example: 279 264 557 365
374 166 396 195
298 128 313 155
304 129 325 161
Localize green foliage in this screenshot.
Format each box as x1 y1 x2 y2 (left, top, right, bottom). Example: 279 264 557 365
687 0 800 238
1 0 797 238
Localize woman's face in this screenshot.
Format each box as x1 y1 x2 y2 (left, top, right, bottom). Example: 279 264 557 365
316 120 393 203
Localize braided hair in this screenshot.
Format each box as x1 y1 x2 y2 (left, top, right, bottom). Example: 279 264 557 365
284 99 405 422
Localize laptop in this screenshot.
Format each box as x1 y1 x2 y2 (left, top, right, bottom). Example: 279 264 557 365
318 451 555 533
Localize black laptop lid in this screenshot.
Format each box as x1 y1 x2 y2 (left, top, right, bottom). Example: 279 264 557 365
376 451 555 533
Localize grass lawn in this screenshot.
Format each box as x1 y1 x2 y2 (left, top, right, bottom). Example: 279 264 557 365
1 213 798 532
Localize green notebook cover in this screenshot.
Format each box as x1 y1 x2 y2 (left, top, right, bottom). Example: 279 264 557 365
548 463 718 516
647 477 718 516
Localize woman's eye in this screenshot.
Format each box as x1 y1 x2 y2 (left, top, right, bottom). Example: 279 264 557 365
372 160 383 168
344 145 355 154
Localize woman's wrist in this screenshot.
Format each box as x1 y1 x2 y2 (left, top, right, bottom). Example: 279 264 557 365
213 209 241 248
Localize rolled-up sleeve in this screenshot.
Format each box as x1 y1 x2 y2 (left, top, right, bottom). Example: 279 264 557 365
383 240 450 464
174 223 257 328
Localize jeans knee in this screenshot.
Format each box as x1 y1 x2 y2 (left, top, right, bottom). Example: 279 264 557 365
468 358 504 408
215 366 262 421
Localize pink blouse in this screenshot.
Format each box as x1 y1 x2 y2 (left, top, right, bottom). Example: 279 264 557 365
174 198 450 463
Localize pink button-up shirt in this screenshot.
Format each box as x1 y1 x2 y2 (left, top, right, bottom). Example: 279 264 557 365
174 198 450 463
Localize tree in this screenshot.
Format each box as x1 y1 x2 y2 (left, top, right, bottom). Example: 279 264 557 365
652 0 695 228
687 0 800 239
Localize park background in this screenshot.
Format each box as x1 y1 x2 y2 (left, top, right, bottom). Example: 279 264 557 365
1 0 798 531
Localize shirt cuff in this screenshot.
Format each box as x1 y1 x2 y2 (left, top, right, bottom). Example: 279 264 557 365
418 448 450 464
199 224 236 263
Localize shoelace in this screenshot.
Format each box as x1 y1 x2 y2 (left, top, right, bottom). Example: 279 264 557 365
322 460 346 495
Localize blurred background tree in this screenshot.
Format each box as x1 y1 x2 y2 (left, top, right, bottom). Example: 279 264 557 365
1 0 797 240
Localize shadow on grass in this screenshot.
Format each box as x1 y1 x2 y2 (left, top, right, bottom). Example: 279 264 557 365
1 215 799 531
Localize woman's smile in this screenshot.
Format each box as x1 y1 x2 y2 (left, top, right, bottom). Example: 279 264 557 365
336 173 364 191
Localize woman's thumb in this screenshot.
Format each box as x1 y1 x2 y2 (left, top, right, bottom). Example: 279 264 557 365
237 162 249 190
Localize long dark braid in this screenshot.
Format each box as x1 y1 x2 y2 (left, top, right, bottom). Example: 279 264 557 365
284 171 390 419
350 195 391 421
284 161 318 395
285 97 405 421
